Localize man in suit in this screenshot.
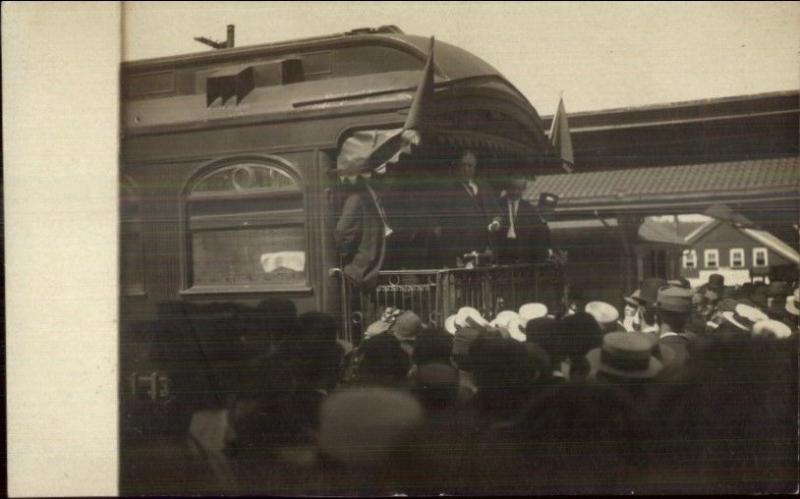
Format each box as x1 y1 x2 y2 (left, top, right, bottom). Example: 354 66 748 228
335 175 392 289
655 285 696 380
497 177 551 265
434 149 503 267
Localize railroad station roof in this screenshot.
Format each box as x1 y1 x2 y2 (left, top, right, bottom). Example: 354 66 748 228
525 155 799 216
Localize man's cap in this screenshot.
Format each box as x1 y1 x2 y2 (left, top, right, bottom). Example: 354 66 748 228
655 286 693 313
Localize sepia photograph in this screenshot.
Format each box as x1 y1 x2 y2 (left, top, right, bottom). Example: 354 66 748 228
6 2 800 496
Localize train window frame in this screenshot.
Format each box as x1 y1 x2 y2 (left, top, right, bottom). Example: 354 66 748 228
180 157 312 295
120 177 147 296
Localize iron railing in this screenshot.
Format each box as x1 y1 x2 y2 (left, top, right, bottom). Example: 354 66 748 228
333 263 565 344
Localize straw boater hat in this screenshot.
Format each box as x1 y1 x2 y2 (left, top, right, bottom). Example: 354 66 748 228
455 306 489 329
490 310 519 329
721 303 770 332
785 289 799 317
585 301 620 327
364 318 392 339
586 332 663 380
518 303 548 327
504 317 527 343
752 319 793 340
444 314 458 335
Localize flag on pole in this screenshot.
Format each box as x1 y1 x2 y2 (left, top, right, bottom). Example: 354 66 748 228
337 37 436 176
548 96 574 173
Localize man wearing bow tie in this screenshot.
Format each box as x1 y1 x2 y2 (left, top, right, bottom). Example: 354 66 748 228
497 177 551 265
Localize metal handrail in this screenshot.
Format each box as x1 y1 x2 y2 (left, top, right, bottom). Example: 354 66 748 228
332 262 565 343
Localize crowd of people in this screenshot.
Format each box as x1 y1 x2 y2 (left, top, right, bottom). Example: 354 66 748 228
129 274 798 495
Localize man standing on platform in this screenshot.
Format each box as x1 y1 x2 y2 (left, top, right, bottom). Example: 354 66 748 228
498 177 551 265
435 149 503 267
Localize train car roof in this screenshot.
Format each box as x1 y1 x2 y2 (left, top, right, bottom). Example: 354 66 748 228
123 26 501 82
121 26 549 153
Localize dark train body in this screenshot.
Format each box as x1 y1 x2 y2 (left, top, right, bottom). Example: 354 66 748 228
120 27 564 434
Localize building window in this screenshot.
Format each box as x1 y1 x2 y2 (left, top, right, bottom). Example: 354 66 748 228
753 247 768 267
704 249 719 269
729 248 744 268
121 179 146 295
682 249 697 269
185 161 307 291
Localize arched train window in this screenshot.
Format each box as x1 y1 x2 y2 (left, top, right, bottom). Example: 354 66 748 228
185 162 307 291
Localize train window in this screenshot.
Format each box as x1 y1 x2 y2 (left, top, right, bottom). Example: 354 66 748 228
121 180 146 295
186 162 307 291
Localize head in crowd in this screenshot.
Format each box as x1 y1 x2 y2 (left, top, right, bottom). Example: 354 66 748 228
585 301 621 333
524 316 564 375
655 285 693 334
258 297 299 348
288 312 344 391
558 312 604 379
413 327 455 367
587 332 663 383
357 332 411 387
317 388 424 471
231 356 298 450
452 326 484 370
411 362 460 413
468 335 535 420
391 310 422 357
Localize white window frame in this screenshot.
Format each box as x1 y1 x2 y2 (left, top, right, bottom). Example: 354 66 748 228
704 249 719 269
682 249 697 269
752 247 769 267
729 248 745 268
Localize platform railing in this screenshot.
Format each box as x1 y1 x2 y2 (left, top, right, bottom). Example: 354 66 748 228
333 262 565 344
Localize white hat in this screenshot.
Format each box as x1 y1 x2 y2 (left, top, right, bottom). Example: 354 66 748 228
721 303 769 332
785 289 799 317
490 310 519 329
518 303 548 327
455 306 489 329
752 319 793 339
585 301 620 326
444 314 458 335
364 319 391 339
504 317 527 342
